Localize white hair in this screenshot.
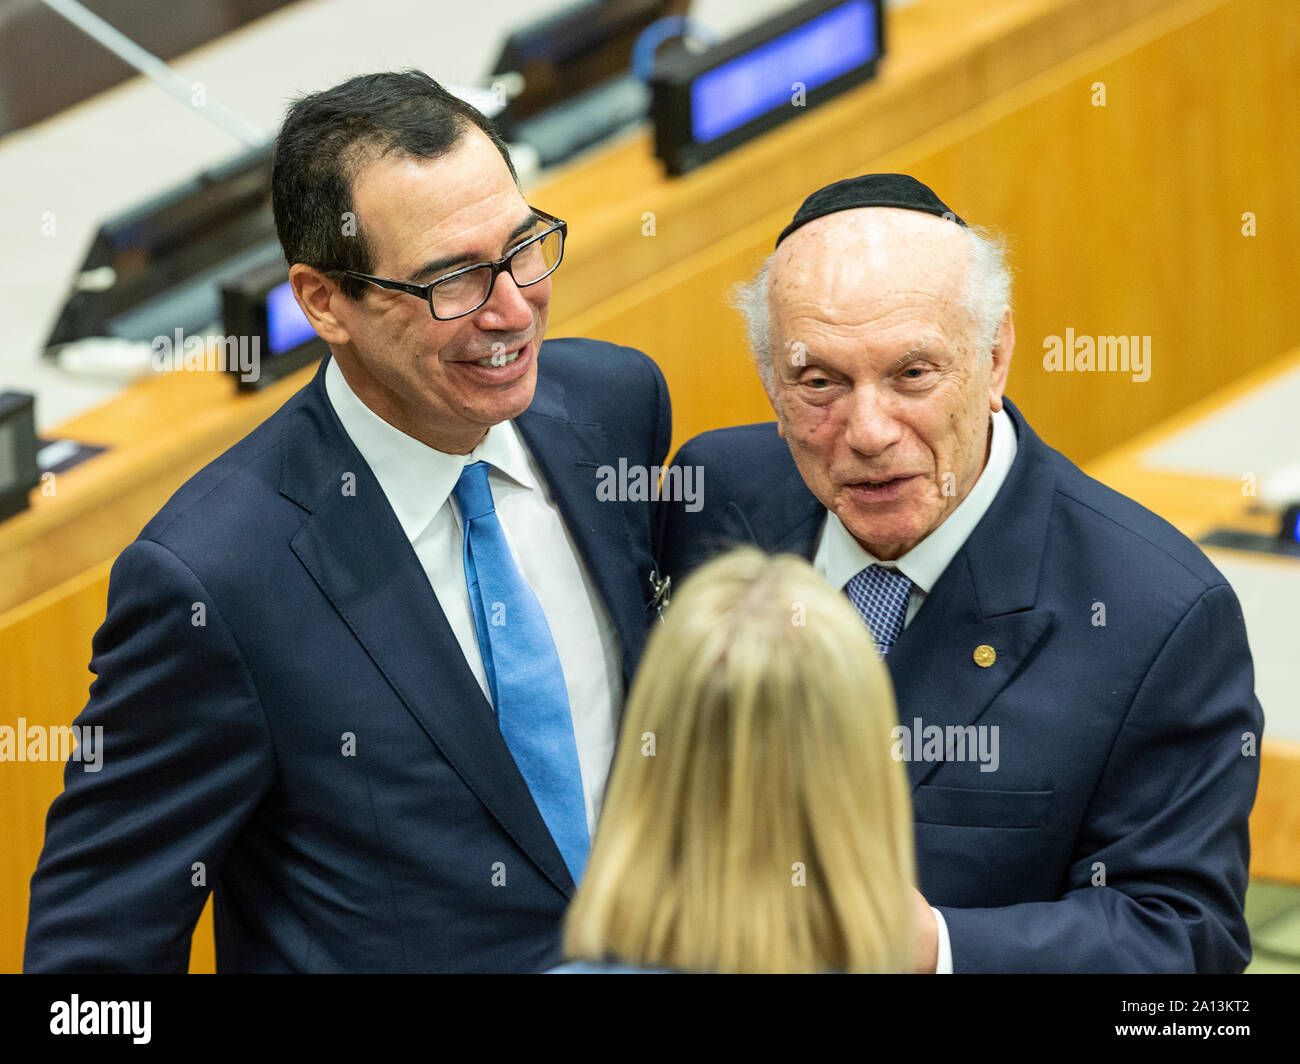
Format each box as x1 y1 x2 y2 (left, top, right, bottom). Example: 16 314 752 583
731 224 1012 389
962 224 1012 356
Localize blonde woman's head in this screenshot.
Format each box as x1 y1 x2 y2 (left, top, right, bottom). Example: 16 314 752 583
562 547 915 973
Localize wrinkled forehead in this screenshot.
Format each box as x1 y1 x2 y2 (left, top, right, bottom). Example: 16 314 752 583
769 207 972 337
350 129 529 273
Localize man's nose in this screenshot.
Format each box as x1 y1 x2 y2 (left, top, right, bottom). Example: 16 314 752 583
843 384 904 457
475 269 538 332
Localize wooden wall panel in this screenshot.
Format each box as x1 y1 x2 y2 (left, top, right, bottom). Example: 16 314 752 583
1254 741 1300 885
896 0 1300 463
0 564 110 975
0 563 218 972
569 0 1300 462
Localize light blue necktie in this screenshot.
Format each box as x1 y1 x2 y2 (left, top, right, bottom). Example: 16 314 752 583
845 565 914 657
453 461 589 883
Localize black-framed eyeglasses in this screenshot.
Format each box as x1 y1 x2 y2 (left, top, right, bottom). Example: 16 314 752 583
331 207 567 320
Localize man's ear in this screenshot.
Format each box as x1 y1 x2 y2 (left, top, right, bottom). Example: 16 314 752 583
988 310 1014 413
291 263 353 346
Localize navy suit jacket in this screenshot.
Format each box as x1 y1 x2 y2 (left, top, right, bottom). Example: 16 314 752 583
657 399 1262 973
26 338 671 973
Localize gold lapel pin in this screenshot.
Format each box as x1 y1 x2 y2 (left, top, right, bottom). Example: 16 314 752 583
973 644 996 668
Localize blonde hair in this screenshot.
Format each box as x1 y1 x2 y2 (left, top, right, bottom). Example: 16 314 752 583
562 547 915 973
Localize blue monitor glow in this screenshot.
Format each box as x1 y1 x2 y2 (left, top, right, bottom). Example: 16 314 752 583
222 257 327 392
651 0 885 175
265 280 316 356
690 1 879 145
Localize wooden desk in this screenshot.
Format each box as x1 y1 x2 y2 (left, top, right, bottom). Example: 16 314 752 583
1087 345 1300 885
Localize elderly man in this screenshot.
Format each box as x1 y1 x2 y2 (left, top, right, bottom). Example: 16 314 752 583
658 174 1262 973
26 70 669 972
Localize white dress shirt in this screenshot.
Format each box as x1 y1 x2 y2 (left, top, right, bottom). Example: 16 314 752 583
324 358 622 837
813 406 1018 973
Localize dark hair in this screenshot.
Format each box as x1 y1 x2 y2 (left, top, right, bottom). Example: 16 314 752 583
271 69 517 300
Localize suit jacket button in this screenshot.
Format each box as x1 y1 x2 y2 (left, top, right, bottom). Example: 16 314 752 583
973 644 996 668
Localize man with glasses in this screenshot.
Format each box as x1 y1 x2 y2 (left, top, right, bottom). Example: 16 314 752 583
26 70 671 973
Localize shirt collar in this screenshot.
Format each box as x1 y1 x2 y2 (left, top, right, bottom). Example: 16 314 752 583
817 405 1019 593
324 356 537 543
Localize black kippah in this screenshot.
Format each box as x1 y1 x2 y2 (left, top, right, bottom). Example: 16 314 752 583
776 173 966 248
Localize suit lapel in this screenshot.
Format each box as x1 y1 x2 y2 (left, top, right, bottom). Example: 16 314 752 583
772 501 825 558
279 361 575 897
888 400 1057 789
744 434 825 559
515 374 649 689
888 560 1054 790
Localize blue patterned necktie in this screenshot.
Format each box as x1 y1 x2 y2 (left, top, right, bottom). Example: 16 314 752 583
844 564 914 656
453 461 589 883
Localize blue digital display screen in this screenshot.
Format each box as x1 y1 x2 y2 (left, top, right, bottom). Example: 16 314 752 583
690 0 879 145
265 279 317 355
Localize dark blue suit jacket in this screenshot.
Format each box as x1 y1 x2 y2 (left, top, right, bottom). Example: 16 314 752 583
25 338 671 973
657 399 1262 973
